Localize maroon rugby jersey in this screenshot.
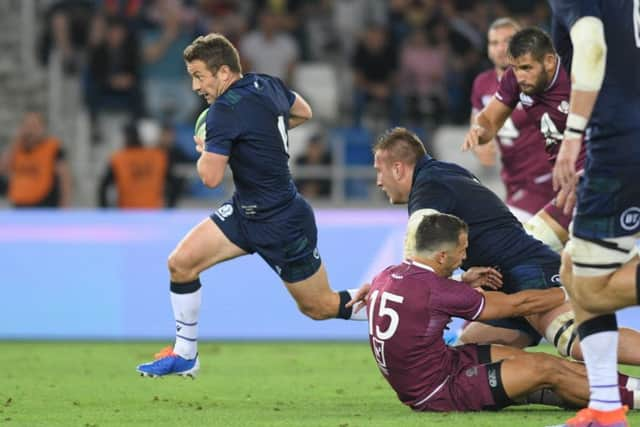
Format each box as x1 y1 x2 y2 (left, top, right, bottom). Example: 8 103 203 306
367 261 485 408
471 69 554 208
496 58 584 166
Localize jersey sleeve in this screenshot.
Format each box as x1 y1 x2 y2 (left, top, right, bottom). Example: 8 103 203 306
495 68 520 109
204 103 240 156
408 179 456 215
432 279 485 321
272 75 296 108
470 75 484 112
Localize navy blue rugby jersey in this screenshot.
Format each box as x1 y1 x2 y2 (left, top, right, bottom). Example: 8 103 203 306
204 73 298 218
408 156 558 271
549 0 640 159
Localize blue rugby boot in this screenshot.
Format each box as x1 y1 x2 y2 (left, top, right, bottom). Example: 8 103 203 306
136 346 199 378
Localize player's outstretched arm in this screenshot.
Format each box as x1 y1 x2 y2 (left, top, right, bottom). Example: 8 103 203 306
288 92 312 129
477 287 567 320
462 97 512 151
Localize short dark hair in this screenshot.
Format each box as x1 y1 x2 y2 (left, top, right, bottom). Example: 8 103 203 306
507 27 555 62
414 213 468 254
183 33 242 74
372 127 427 165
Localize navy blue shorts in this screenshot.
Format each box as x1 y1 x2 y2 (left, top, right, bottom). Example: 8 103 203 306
573 159 640 240
480 258 560 344
210 195 322 283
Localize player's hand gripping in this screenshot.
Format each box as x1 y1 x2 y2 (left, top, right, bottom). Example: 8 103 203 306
552 137 582 215
345 283 371 314
194 135 205 153
461 125 488 152
461 267 503 290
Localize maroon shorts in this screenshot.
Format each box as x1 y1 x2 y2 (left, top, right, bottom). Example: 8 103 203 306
413 345 503 412
507 186 555 216
543 198 573 230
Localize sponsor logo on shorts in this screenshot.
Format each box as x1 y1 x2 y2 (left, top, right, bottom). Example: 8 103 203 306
487 366 498 388
313 248 320 260
620 207 640 231
215 204 234 221
275 265 282 276
465 366 478 377
551 274 561 284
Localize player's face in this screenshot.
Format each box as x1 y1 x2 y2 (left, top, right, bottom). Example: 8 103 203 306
487 26 516 70
510 53 550 95
374 150 409 204
186 60 227 104
443 232 468 277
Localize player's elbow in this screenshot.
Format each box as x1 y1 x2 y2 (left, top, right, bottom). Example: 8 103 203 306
200 171 223 188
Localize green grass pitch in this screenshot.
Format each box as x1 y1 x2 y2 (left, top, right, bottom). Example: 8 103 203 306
1 342 638 426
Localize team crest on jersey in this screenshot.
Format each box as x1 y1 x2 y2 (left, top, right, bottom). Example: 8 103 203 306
558 100 569 114
519 93 534 106
620 207 640 231
214 204 234 221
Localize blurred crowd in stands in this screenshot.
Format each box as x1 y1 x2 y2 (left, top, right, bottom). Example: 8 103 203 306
0 0 552 209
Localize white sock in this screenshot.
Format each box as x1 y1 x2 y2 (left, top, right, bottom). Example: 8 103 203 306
581 330 622 411
346 288 368 321
171 287 201 359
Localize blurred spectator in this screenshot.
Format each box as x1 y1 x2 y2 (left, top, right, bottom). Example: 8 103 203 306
140 0 200 123
399 27 447 123
1 112 72 208
157 122 191 207
239 9 299 83
37 0 96 75
98 123 168 209
196 0 248 45
295 133 332 199
85 15 143 142
351 25 403 128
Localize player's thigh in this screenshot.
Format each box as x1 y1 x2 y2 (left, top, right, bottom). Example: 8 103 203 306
499 353 552 399
170 217 247 274
459 320 538 348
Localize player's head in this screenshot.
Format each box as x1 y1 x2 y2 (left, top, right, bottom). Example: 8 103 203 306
413 214 469 277
18 111 46 147
372 127 427 205
487 18 521 71
184 33 242 104
507 27 557 95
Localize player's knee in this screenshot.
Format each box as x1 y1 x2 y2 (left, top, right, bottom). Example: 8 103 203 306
530 354 561 385
543 311 578 358
168 248 197 280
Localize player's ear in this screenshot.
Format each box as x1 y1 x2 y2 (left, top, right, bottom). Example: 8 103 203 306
544 53 556 72
392 161 404 180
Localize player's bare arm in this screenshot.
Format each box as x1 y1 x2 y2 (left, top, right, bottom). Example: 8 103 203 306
469 109 498 167
288 92 312 129
462 97 512 151
197 151 229 188
553 16 606 213
477 287 566 320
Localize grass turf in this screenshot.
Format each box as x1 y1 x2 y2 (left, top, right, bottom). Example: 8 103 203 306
0 342 638 427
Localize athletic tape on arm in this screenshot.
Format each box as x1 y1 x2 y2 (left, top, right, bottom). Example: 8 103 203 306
570 16 607 92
